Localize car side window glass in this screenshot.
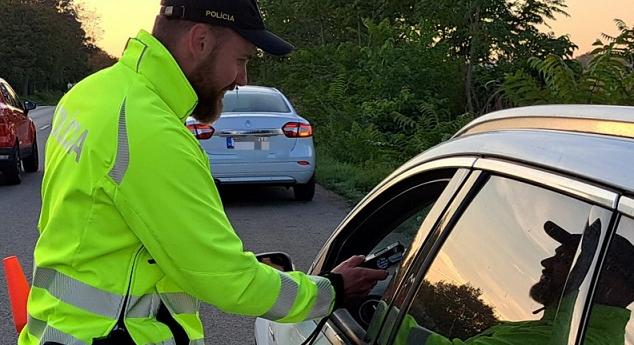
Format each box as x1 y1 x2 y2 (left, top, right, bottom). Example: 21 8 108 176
582 215 634 345
3 82 21 108
0 84 11 105
395 175 601 345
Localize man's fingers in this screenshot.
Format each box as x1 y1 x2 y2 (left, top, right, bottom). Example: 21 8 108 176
358 267 389 280
345 255 365 267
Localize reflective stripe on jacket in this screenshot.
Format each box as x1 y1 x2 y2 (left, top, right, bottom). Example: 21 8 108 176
19 30 335 345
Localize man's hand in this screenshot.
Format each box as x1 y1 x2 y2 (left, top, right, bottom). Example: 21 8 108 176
332 255 389 300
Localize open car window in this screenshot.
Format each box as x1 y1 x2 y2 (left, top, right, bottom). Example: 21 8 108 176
320 168 471 344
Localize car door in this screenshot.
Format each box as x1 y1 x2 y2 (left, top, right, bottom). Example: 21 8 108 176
256 157 477 345
3 82 31 150
0 82 17 146
374 158 619 345
0 81 27 150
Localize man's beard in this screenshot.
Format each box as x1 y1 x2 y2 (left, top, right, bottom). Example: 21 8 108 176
191 86 224 124
188 54 226 124
529 275 565 306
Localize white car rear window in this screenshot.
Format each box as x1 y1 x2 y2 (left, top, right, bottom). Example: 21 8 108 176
222 92 290 113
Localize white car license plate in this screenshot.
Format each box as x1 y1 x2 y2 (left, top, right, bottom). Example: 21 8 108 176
228 137 269 151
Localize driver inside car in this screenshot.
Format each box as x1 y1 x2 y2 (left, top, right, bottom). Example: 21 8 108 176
389 219 634 345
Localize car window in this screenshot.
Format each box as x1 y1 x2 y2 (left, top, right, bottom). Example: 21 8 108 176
0 83 11 105
582 215 634 345
222 92 291 113
4 82 21 108
393 175 605 345
316 169 471 345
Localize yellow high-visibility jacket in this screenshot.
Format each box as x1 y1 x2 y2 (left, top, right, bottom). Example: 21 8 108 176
20 30 334 345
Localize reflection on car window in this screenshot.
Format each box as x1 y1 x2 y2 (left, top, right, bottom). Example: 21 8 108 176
4 82 20 108
397 176 603 345
0 83 11 104
583 215 634 345
222 92 291 113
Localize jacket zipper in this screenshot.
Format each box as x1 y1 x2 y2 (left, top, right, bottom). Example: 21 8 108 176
114 246 144 331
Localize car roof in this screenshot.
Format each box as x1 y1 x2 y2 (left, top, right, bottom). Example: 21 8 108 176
454 104 634 138
400 105 634 193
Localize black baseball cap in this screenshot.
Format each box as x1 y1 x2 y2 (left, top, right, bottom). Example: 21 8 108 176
544 220 634 284
159 0 294 56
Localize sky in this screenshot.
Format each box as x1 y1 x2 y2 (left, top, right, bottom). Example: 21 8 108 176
81 0 634 58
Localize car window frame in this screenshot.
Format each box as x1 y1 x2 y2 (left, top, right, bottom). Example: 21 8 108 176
378 157 620 345
578 200 634 345
308 158 476 345
309 158 476 275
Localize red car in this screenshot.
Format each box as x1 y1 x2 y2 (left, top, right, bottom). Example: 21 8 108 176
0 78 38 184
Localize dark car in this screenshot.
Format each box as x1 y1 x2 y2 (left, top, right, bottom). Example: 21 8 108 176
0 78 38 184
256 105 634 345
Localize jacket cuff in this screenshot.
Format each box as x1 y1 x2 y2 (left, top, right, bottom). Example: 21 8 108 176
319 272 344 310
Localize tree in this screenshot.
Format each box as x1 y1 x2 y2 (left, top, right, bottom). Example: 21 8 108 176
409 280 499 340
501 19 634 106
0 0 114 96
415 0 576 113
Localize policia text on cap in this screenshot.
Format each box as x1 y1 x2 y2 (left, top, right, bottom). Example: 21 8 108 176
19 0 389 344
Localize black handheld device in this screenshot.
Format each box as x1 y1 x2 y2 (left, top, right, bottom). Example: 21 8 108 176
361 242 405 270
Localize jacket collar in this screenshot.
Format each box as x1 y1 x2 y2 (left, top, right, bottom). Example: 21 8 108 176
120 30 198 122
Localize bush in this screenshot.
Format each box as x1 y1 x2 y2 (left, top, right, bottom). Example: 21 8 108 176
27 90 64 106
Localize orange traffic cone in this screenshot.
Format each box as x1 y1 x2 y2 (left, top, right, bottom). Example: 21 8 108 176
2 256 30 333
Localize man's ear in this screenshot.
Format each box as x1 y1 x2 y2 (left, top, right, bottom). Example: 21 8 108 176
186 24 217 60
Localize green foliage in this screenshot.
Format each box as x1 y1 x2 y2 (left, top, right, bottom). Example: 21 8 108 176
0 0 115 97
251 0 587 200
29 90 65 106
502 20 634 106
316 149 395 204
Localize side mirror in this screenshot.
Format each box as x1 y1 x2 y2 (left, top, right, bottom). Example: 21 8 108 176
187 123 214 140
256 252 295 272
23 101 37 112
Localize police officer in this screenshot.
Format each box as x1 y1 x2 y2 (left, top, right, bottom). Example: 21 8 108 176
20 1 387 344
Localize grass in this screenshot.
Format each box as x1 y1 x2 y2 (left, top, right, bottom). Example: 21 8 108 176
315 148 396 204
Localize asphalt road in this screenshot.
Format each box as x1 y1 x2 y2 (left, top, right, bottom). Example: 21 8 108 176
0 106 351 345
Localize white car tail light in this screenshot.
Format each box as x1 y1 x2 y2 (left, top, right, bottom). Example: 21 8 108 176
187 123 215 140
282 122 312 138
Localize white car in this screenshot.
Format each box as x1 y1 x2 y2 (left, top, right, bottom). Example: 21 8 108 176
255 105 634 345
188 86 315 201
